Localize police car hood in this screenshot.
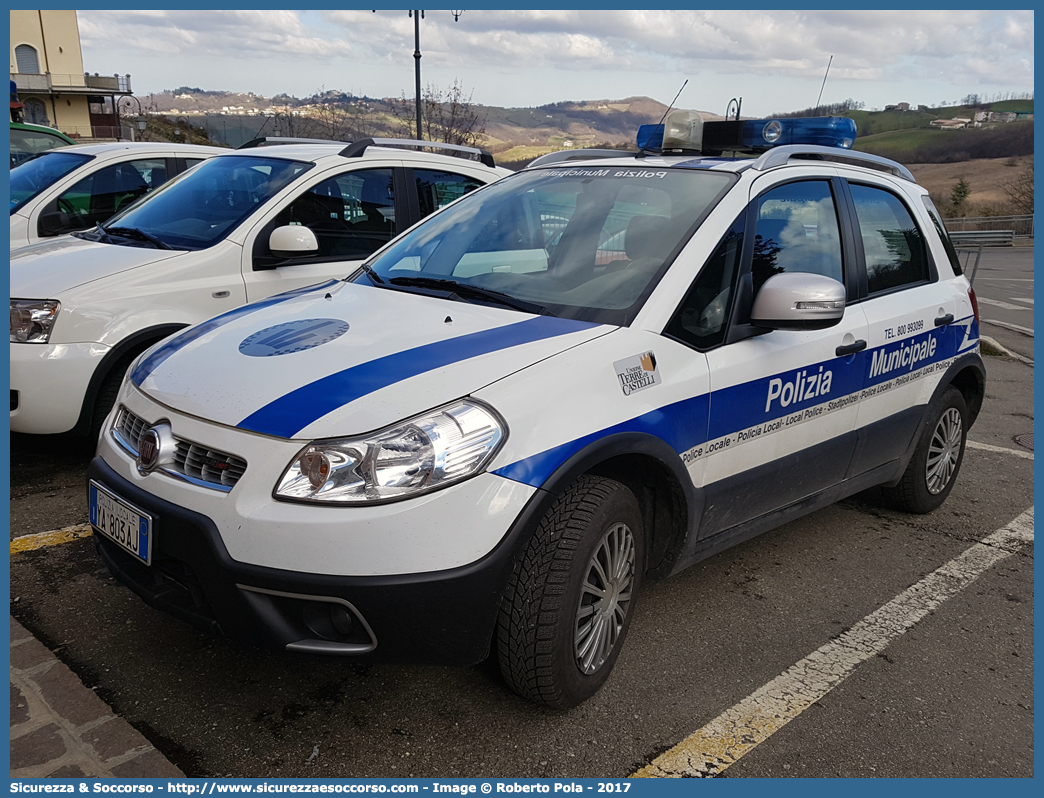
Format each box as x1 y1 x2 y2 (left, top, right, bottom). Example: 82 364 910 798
131 280 613 440
10 235 182 297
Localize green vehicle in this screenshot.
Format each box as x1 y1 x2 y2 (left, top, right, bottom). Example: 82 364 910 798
10 121 76 168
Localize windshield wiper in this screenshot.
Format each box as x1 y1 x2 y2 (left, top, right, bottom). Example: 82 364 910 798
388 276 555 316
103 225 172 250
359 263 385 285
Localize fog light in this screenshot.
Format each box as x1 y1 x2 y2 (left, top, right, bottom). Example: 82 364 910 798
330 605 355 637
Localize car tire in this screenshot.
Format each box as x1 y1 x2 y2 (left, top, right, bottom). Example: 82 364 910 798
882 385 968 514
497 474 643 709
89 354 134 441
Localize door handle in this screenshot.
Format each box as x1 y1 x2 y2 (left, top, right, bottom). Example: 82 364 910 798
212 290 231 298
835 339 867 357
935 313 954 327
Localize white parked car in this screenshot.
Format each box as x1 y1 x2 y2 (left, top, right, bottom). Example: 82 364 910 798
11 138 510 437
86 114 984 708
10 141 227 248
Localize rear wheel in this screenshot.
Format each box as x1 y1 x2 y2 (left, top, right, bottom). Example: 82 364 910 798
882 386 968 513
497 475 643 709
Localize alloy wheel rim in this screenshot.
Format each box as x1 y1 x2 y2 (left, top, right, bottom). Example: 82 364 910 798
926 407 963 494
575 522 635 675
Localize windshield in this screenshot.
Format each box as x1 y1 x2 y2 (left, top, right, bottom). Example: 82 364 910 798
95 155 313 250
357 165 735 325
10 151 93 214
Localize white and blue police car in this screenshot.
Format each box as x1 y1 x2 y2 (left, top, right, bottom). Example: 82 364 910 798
87 112 984 708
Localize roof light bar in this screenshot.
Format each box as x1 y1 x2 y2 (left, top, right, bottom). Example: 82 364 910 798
637 111 857 155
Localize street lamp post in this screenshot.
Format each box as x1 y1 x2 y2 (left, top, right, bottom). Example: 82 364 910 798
374 10 464 141
118 95 146 141
411 9 423 140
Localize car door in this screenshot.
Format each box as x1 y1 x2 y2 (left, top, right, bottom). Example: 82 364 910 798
840 176 958 476
240 160 408 302
693 170 869 537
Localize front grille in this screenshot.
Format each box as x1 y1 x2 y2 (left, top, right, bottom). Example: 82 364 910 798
114 405 149 447
175 442 248 489
113 406 247 491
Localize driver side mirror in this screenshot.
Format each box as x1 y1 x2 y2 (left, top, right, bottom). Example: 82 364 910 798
751 273 846 331
269 225 319 260
37 210 75 237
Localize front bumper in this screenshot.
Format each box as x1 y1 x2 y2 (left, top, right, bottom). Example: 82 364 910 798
10 340 110 434
88 456 545 664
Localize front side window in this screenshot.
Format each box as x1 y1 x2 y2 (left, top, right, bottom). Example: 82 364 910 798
95 155 313 250
752 180 844 295
10 151 93 212
850 184 929 293
357 167 734 326
255 169 396 268
48 158 169 232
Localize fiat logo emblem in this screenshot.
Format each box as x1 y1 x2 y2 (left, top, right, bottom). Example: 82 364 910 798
137 428 161 473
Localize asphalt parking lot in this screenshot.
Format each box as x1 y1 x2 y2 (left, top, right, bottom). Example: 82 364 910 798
9 247 1034 779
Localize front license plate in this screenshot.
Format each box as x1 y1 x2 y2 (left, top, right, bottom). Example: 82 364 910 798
89 481 153 565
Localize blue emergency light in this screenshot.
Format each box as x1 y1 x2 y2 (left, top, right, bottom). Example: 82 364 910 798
638 111 857 154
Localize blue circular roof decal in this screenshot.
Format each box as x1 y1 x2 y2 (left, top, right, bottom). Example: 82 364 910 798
239 318 350 357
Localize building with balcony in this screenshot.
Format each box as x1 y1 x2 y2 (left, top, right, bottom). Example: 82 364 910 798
10 9 133 140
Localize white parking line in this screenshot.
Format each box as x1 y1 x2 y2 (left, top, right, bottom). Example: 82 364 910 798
977 297 1031 311
967 440 1034 460
1010 297 1034 305
632 508 1034 778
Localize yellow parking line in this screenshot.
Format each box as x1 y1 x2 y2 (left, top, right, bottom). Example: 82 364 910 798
10 524 93 555
631 507 1034 777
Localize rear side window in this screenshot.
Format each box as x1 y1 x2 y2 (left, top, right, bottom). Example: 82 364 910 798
414 169 485 217
54 158 168 229
850 184 930 293
921 195 963 276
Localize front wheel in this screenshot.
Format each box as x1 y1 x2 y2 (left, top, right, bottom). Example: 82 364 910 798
497 475 643 709
882 385 968 513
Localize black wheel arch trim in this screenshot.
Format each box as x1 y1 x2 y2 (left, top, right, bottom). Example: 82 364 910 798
520 431 701 580
71 324 189 436
881 350 984 487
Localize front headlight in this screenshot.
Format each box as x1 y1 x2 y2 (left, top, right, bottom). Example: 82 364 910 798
11 299 60 343
275 399 506 504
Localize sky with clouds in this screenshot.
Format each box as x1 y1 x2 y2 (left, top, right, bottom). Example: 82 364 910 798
77 9 1034 116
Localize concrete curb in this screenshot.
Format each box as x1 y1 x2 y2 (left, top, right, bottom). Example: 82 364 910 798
10 616 184 778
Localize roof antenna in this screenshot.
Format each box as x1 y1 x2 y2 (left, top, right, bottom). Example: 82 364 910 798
813 55 833 117
658 79 689 125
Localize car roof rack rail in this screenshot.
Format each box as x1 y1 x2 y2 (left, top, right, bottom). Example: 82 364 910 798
750 144 916 182
237 136 350 149
338 137 496 168
526 148 632 169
